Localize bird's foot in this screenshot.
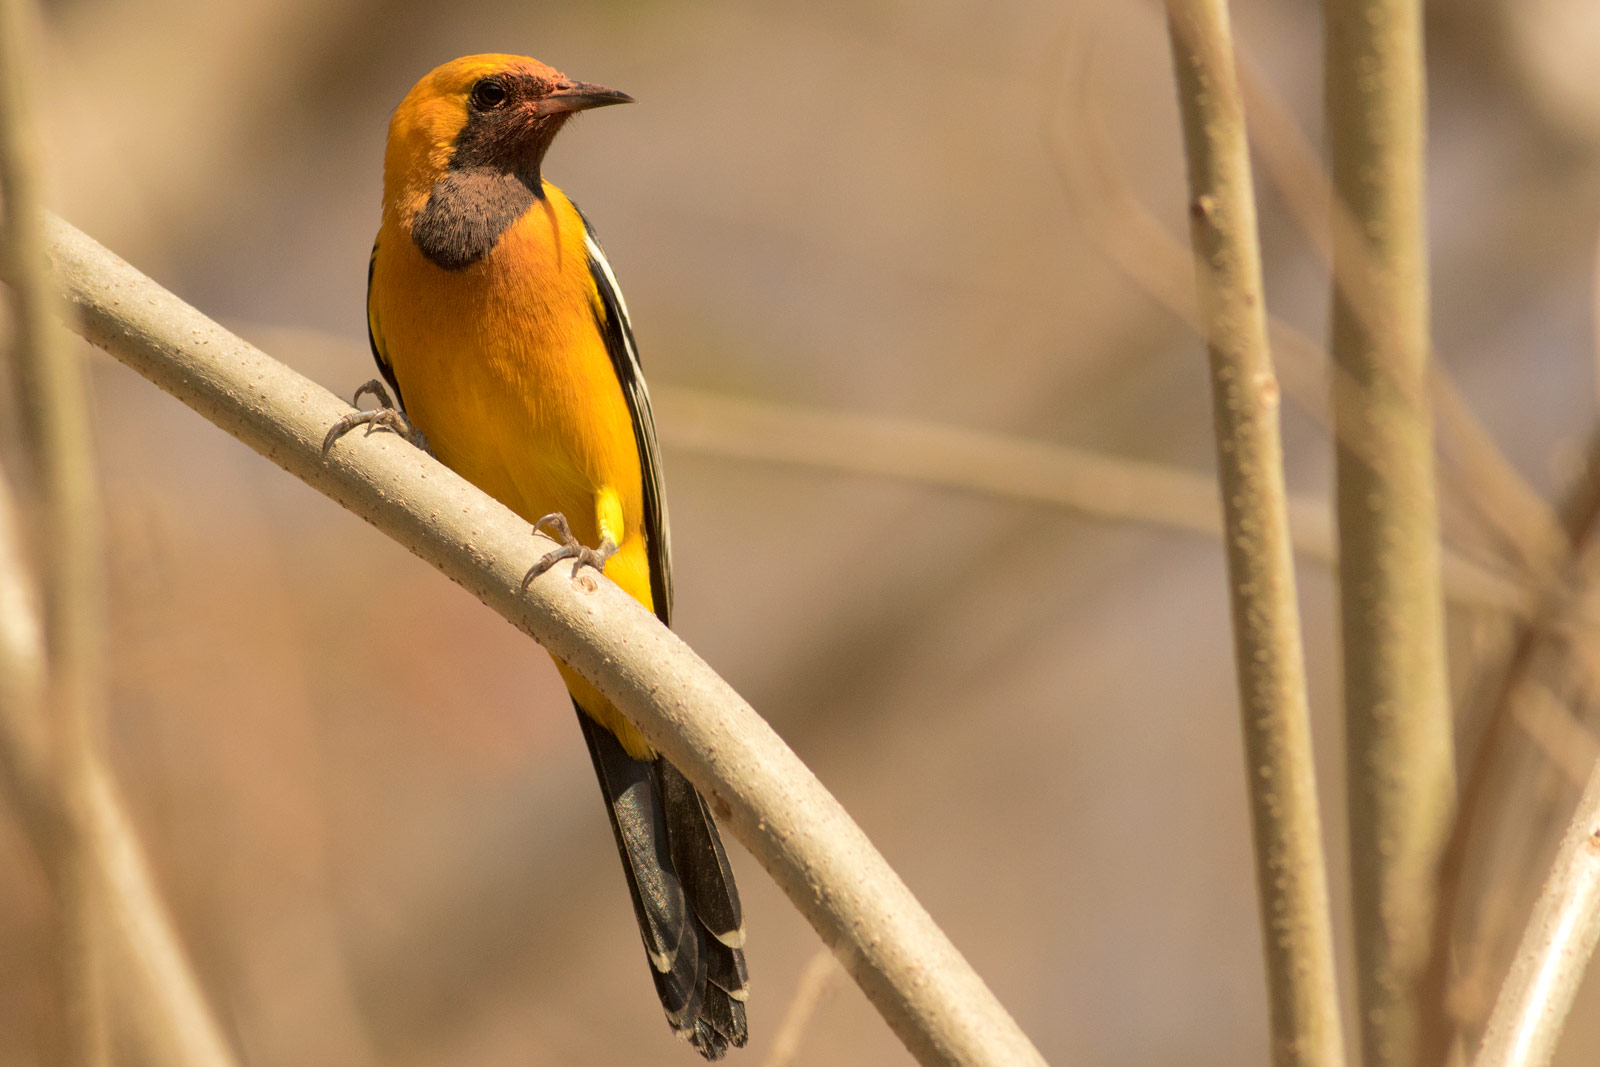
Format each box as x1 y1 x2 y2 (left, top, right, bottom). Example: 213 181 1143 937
322 380 431 454
522 513 618 588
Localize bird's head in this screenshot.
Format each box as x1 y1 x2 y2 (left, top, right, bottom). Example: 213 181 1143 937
383 54 632 221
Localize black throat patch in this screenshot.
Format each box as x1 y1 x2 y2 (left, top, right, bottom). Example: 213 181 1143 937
410 72 570 271
412 167 542 270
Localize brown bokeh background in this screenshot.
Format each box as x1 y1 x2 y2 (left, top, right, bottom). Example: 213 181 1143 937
6 0 1600 1063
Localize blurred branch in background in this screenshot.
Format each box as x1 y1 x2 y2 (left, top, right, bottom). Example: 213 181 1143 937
1471 745 1600 1067
0 476 241 1067
0 2 240 1064
0 0 108 1060
655 384 1531 616
660 385 1328 553
1163 4 1345 1067
85 759 243 1067
1426 429 1600 1059
759 949 843 1067
1324 4 1455 1067
1593 228 1600 416
1050 12 1565 606
1238 57 1570 590
42 215 1051 1067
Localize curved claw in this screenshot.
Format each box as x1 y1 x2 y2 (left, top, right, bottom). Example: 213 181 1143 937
322 379 431 454
522 512 618 589
531 512 574 545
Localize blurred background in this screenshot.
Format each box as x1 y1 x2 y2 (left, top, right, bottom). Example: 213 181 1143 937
5 0 1600 1063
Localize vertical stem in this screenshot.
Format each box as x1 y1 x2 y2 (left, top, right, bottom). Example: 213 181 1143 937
1164 4 1346 1067
0 1 108 1064
1324 3 1455 1066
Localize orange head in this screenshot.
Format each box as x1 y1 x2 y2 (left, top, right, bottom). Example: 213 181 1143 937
382 54 631 226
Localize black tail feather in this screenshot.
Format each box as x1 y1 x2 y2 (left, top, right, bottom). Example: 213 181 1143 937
575 707 749 1059
658 760 744 945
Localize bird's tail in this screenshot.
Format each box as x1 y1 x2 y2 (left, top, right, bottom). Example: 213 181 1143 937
575 706 750 1059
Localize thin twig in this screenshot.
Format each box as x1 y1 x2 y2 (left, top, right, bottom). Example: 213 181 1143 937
760 949 843 1067
1163 5 1345 1067
0 1 108 1062
1324 4 1456 1066
1470 759 1600 1067
42 214 1049 1067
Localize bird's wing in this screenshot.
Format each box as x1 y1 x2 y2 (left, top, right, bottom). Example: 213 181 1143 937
577 208 674 625
365 237 407 410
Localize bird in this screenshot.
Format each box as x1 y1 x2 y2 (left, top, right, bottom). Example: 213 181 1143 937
343 54 748 1058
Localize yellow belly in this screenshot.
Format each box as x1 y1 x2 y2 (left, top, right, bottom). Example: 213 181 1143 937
370 184 656 756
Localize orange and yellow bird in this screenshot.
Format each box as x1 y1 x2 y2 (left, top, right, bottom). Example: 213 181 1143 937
352 54 748 1057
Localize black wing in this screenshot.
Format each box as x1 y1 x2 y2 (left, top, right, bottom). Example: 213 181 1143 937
575 206 674 625
366 237 405 409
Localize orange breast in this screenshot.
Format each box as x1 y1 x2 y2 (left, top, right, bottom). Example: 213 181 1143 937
368 182 654 614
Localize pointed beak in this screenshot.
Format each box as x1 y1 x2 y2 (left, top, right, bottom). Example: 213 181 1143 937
534 80 634 117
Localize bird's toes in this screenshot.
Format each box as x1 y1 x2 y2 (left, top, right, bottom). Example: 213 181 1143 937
522 520 615 589
323 379 428 452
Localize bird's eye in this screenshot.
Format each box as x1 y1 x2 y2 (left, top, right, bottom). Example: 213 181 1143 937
470 79 509 109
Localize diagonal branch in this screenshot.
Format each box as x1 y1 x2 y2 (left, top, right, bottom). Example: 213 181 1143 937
1470 746 1600 1067
39 213 1049 1067
1421 428 1600 1060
